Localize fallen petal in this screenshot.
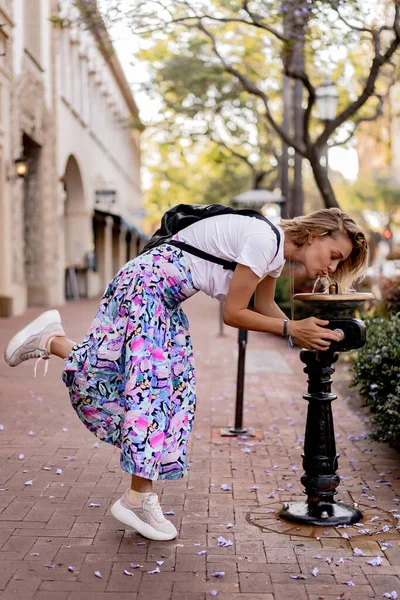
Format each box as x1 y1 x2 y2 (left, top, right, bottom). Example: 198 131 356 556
217 536 233 547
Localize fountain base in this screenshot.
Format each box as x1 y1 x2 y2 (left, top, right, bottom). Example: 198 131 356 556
279 500 362 526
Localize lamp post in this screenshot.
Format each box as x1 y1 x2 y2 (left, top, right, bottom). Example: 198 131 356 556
315 80 339 172
220 189 284 437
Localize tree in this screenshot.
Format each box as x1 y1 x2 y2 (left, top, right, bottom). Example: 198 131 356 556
144 139 255 229
94 0 400 211
136 27 283 191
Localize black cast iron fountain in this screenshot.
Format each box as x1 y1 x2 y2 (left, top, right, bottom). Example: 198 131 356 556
279 285 374 526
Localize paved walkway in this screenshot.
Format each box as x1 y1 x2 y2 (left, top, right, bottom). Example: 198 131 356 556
0 294 399 600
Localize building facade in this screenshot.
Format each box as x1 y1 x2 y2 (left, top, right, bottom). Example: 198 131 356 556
0 0 145 317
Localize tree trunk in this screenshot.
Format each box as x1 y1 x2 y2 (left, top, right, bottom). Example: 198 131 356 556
293 79 304 217
281 73 291 217
282 0 308 217
309 147 340 209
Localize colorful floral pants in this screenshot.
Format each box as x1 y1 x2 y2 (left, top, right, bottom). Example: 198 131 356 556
62 244 198 480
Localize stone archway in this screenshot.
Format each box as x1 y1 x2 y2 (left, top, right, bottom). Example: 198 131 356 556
63 154 91 299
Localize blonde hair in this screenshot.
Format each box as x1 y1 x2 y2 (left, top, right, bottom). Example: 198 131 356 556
280 208 369 292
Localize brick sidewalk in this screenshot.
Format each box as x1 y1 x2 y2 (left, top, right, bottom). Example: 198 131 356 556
0 294 399 600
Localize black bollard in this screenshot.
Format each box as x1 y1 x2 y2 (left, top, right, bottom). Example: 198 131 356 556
220 295 256 437
218 301 225 337
280 291 373 526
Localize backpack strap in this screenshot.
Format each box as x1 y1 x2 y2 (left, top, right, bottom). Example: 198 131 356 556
168 214 280 270
169 240 237 271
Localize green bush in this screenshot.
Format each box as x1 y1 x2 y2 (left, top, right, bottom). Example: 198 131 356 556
378 275 400 316
351 314 400 444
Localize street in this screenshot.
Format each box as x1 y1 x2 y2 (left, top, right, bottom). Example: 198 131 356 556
0 293 399 600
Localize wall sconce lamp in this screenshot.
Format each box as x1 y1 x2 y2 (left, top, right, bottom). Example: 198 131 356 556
8 156 29 181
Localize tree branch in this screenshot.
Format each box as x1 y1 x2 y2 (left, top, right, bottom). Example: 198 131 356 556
331 4 375 34
316 4 400 149
330 91 387 147
208 132 255 166
195 20 304 155
242 0 288 42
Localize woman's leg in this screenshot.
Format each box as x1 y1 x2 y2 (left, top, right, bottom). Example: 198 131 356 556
128 474 153 498
49 336 76 359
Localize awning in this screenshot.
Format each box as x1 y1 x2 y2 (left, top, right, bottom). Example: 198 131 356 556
94 209 149 241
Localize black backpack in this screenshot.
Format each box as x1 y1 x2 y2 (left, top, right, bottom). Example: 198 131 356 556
141 203 281 271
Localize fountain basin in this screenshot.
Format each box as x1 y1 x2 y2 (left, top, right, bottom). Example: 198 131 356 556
294 293 374 351
294 292 374 319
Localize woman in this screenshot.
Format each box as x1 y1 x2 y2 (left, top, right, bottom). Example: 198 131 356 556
4 207 368 541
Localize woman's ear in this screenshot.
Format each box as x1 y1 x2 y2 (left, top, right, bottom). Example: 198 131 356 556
307 234 315 245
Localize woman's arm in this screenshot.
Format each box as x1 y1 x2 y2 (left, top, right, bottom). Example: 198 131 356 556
223 264 341 350
223 265 285 335
254 275 288 320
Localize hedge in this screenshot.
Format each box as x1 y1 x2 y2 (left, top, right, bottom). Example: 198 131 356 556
350 313 400 444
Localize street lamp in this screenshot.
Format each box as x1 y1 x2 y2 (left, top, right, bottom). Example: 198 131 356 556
315 80 339 170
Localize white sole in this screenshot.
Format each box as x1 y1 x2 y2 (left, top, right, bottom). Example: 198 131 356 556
111 499 178 541
4 309 62 365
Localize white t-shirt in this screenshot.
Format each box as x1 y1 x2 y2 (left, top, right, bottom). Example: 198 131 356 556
172 214 285 301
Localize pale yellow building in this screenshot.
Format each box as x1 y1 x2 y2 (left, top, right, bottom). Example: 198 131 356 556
0 0 145 317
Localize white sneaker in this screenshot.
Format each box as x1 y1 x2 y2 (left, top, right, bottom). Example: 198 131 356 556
4 309 66 376
111 491 178 541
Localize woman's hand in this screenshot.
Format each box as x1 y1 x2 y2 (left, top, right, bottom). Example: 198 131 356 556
289 318 341 351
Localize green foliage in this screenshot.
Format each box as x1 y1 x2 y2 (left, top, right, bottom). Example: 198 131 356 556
351 314 400 444
375 275 400 317
96 0 400 211
336 177 400 223
143 140 252 228
273 270 311 320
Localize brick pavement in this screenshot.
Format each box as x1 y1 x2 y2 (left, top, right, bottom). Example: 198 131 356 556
0 293 399 600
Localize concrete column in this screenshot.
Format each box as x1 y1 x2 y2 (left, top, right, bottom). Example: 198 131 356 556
0 160 14 316
118 224 128 268
103 215 114 288
129 234 137 260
